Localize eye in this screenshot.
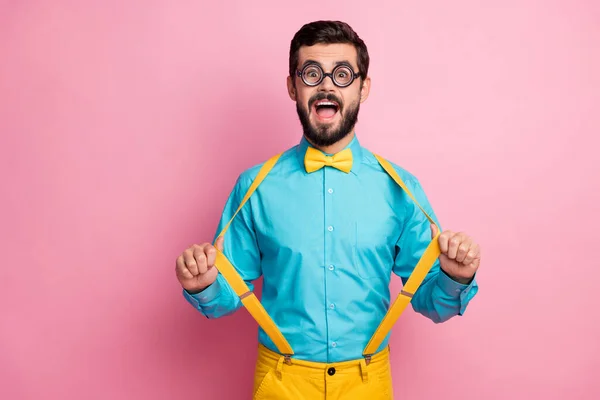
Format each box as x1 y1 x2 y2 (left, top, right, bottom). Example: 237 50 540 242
302 65 322 84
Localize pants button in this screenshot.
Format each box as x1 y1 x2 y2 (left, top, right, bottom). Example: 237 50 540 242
327 367 336 376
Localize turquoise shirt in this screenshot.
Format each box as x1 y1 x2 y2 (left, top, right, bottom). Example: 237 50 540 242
183 134 478 363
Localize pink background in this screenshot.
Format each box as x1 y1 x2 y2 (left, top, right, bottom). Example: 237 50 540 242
1 1 599 399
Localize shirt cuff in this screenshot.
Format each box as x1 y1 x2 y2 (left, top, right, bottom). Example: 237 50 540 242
436 270 478 314
182 277 223 306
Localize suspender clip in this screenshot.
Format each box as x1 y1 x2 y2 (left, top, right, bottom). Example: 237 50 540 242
364 354 372 365
283 354 292 365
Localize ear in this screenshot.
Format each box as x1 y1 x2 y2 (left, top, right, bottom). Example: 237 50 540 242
287 76 297 101
359 76 371 104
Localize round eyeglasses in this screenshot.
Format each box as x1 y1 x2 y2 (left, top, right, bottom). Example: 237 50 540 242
296 63 361 88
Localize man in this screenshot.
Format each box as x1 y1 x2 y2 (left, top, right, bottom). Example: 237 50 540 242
175 20 480 399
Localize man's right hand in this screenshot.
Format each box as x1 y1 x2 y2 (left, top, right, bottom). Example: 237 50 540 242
175 236 224 294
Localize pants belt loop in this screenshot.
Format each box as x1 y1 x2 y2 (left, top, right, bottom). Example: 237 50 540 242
359 358 369 384
275 356 285 381
275 354 292 380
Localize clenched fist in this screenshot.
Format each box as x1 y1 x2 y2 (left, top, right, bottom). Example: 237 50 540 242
175 236 224 294
430 224 481 285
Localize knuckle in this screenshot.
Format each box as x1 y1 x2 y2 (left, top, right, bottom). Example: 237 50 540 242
183 248 194 258
450 238 461 246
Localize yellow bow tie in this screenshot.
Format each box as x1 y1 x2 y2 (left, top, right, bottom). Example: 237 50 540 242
304 147 353 174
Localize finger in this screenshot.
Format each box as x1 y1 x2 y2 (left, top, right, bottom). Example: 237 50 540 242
447 233 464 259
205 243 217 268
438 230 452 254
193 247 208 274
472 252 481 268
215 236 225 252
183 249 199 276
455 238 473 263
430 223 439 239
463 244 481 266
176 255 194 280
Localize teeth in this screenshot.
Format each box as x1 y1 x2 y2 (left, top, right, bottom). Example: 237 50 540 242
317 101 337 106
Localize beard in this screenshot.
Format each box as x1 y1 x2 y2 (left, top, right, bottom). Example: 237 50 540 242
296 93 360 148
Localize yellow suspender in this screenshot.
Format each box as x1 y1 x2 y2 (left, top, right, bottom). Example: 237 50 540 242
212 152 441 360
212 152 294 356
363 155 441 359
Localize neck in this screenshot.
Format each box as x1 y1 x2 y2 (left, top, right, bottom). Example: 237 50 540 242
307 130 355 154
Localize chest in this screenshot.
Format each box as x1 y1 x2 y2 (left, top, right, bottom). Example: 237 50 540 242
250 170 405 260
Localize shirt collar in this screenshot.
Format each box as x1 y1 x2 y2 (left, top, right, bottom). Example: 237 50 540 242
296 133 363 175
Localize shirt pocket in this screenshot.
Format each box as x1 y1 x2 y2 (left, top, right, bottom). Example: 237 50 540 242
352 221 396 280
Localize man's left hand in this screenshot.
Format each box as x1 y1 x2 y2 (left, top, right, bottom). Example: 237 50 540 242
430 224 481 285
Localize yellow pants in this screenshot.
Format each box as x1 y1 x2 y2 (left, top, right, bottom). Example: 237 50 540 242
252 344 394 399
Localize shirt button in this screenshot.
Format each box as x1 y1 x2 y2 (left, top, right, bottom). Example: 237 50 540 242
328 265 334 271
331 342 337 348
327 226 334 232
328 367 336 376
329 304 335 309
328 188 334 194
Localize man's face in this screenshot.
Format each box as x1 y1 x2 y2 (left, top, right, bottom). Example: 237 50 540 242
287 43 371 147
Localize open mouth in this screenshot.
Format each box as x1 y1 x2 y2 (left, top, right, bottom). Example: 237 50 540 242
313 99 340 121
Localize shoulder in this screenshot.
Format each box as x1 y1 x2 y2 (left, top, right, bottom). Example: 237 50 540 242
360 146 438 219
360 146 423 189
235 144 299 190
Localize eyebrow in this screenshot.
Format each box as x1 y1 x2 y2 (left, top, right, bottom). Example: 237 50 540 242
300 59 356 70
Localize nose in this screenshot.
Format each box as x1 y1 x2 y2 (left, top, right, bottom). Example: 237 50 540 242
317 73 336 92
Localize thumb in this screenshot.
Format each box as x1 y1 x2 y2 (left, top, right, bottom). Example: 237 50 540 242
430 223 439 239
215 235 225 252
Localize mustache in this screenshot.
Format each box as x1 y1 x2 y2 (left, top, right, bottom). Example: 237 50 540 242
308 93 343 110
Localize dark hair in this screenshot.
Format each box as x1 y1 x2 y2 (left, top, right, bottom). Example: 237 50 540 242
289 21 370 82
